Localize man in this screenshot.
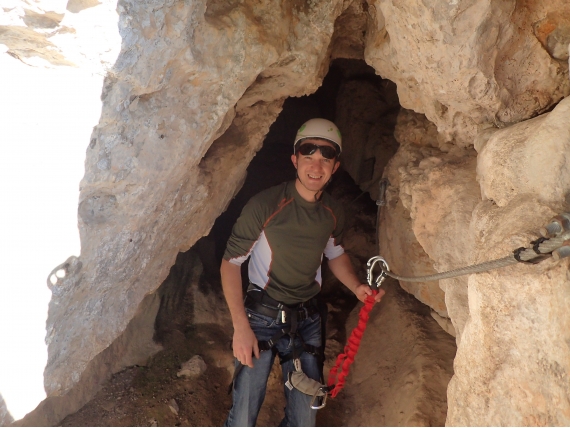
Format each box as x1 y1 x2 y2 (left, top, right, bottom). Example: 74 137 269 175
221 118 385 426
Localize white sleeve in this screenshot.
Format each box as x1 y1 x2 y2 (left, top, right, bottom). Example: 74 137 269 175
323 235 344 260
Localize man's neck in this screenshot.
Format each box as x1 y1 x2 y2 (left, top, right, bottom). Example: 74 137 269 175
294 179 321 202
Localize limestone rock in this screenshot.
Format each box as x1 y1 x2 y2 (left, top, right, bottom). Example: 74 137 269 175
330 0 368 60
0 393 14 427
15 292 163 427
44 0 347 403
476 96 570 208
364 0 570 145
379 183 447 316
167 398 179 416
177 356 207 378
446 98 570 425
448 198 570 425
381 109 484 343
335 73 400 192
534 11 570 62
430 311 456 338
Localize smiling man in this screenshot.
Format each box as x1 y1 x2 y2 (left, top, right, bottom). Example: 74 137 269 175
221 118 385 427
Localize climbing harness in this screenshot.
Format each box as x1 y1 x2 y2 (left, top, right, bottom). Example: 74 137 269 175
286 257 391 404
270 257 389 403
285 357 329 410
229 285 331 409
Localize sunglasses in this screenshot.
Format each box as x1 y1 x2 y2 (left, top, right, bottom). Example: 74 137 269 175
296 143 339 160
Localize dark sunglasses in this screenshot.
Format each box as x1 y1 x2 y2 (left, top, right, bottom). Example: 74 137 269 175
296 143 339 160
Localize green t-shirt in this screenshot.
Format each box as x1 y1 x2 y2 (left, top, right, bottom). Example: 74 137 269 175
224 180 345 305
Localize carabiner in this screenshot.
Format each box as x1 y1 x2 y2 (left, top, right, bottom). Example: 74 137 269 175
310 387 328 410
367 256 390 291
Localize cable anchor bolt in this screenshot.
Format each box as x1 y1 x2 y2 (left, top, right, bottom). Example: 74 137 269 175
376 178 390 206
553 240 570 261
540 213 570 238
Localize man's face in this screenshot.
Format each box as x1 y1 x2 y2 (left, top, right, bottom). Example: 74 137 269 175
291 138 340 193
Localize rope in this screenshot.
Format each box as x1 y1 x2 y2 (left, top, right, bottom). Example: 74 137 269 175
327 290 378 397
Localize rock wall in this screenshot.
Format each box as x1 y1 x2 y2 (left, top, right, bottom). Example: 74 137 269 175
334 72 400 194
9 0 570 425
380 109 481 331
365 0 570 146
381 100 570 424
39 0 350 423
446 96 570 426
0 395 13 428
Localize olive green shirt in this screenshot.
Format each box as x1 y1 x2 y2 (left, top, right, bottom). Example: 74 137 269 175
224 181 345 305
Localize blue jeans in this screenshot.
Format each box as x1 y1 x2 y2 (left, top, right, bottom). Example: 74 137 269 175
225 307 322 427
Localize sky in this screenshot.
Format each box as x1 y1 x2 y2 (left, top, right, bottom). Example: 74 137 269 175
0 53 105 420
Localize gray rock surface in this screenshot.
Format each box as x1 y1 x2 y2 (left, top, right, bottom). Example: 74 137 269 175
177 356 207 378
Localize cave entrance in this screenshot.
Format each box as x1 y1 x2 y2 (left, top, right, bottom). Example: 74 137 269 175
63 58 455 427
153 57 457 427
154 57 401 342
149 58 436 426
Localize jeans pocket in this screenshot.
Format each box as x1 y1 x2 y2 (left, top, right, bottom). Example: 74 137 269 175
245 308 275 327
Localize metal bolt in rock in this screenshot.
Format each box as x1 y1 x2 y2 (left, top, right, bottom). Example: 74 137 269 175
540 213 570 238
552 243 570 261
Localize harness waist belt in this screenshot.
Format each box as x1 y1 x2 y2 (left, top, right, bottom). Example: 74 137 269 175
244 286 319 323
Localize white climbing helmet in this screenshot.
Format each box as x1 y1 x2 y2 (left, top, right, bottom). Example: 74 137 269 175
294 118 342 154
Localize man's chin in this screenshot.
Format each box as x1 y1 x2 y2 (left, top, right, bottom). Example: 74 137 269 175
296 175 329 193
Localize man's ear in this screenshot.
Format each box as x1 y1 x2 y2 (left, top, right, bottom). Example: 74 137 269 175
332 160 340 174
291 153 298 169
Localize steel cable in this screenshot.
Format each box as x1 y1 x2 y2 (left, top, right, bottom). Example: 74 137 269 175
380 230 570 283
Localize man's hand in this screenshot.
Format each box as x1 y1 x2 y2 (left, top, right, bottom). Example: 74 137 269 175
232 321 260 368
354 283 386 303
328 254 387 304
221 259 260 368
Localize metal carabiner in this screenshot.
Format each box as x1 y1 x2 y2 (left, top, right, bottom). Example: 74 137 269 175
310 387 328 410
367 256 390 291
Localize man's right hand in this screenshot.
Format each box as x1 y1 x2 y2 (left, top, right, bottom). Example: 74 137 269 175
233 322 260 368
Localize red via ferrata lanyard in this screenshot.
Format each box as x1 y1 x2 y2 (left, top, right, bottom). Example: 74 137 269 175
327 290 378 397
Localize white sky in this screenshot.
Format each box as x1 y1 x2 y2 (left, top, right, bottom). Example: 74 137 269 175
0 53 105 420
